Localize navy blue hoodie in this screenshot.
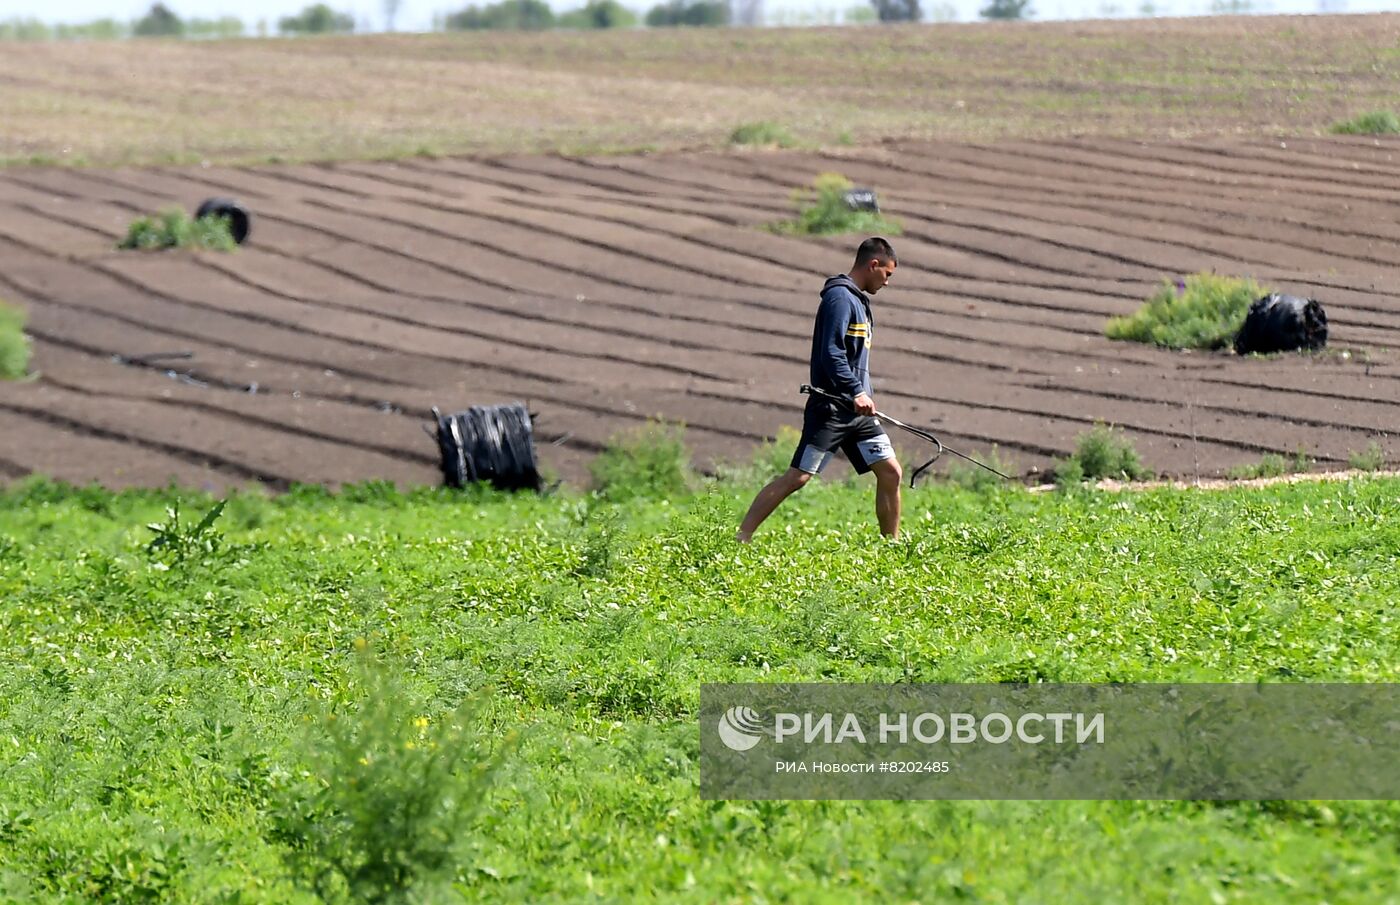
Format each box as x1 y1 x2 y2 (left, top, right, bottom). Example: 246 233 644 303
809 274 873 399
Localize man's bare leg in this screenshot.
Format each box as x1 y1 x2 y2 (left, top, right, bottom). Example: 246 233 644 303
870 458 903 539
736 467 813 543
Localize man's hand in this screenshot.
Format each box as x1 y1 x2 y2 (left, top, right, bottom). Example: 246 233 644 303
852 392 875 416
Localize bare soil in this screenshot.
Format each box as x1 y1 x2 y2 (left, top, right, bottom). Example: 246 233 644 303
1 135 1396 491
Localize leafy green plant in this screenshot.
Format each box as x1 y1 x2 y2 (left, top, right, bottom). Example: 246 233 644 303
980 0 1031 17
1056 422 1151 484
1227 454 1288 481
0 300 31 380
715 425 802 485
1330 110 1400 135
729 121 795 148
144 499 226 567
589 420 694 501
133 2 184 36
946 445 1017 490
3 479 1400 901
644 0 728 25
118 208 238 252
1348 441 1386 472
558 0 637 28
1105 272 1264 350
273 656 505 903
1226 448 1314 481
771 172 901 237
278 3 354 33
445 0 555 29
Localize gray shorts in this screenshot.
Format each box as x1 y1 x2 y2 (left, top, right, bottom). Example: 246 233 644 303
790 399 895 475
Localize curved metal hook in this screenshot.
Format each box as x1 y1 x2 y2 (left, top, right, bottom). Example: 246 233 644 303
798 384 1013 487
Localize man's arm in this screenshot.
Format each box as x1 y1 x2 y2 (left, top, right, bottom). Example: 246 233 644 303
815 294 875 414
815 294 864 399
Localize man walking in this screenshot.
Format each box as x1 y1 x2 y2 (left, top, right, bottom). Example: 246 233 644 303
737 237 903 542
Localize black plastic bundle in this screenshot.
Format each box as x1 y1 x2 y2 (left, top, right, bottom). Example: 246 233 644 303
432 404 541 492
1234 293 1328 355
196 197 252 245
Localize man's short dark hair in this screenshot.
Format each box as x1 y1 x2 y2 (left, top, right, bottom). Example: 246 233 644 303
854 236 896 266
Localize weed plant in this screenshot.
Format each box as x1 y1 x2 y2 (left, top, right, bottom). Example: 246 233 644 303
771 172 901 237
944 445 1017 491
1056 422 1151 486
1226 448 1312 481
1105 272 1264 350
1348 441 1386 472
1228 453 1289 481
0 299 30 379
118 208 238 252
729 121 795 147
2 473 1399 901
1330 110 1400 135
588 419 694 500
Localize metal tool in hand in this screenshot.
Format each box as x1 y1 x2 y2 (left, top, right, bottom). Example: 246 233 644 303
799 384 1015 487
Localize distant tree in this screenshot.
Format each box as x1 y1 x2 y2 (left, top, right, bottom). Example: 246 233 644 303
445 0 556 29
979 0 1031 17
133 3 185 36
645 0 729 25
278 3 355 33
559 0 639 28
870 0 921 20
383 0 402 30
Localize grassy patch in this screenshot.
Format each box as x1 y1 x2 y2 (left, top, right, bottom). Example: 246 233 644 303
1330 110 1400 135
729 120 796 148
770 172 901 237
588 419 695 500
0 299 31 380
945 445 1018 491
1106 272 1265 350
0 477 1398 899
1226 449 1313 481
1348 441 1386 472
6 20 1400 166
118 208 238 252
1056 422 1151 486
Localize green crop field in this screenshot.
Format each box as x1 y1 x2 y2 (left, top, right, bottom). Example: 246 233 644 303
3 14 1400 167
1 463 1397 902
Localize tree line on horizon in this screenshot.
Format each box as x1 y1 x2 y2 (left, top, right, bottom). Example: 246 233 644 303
1 0 1047 41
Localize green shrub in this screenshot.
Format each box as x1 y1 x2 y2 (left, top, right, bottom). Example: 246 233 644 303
558 0 638 28
274 657 504 902
1227 454 1288 481
979 0 1031 16
946 445 1017 491
118 208 238 252
772 172 901 237
644 0 729 25
589 420 694 500
0 300 31 380
715 425 802 485
729 121 796 148
1056 422 1151 484
278 3 355 33
1330 110 1400 136
872 0 922 19
1105 272 1265 350
133 2 183 36
446 0 555 29
1348 441 1386 472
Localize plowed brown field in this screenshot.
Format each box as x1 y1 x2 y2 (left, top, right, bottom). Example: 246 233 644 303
2 137 1398 491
